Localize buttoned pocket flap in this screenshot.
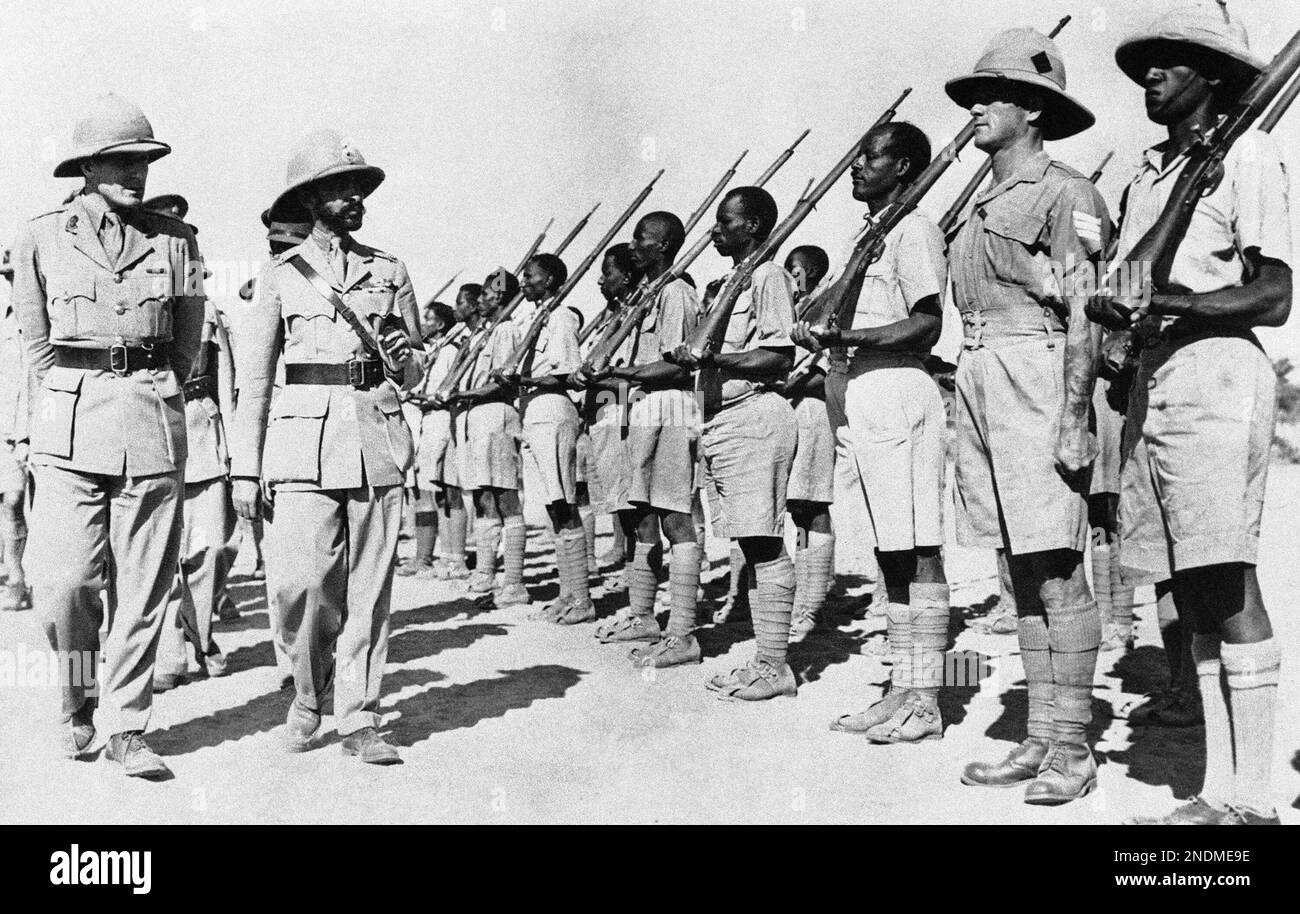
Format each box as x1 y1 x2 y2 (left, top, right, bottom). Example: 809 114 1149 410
983 209 1046 246
42 366 84 393
271 384 331 419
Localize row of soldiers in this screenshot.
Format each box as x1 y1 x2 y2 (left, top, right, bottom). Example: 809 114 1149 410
4 3 1288 824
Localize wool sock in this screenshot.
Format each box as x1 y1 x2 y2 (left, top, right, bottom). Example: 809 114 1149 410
1109 557 1134 637
578 505 596 568
414 510 437 565
630 541 661 618
1018 612 1054 741
910 582 950 698
753 553 796 668
886 603 914 688
445 505 468 568
1221 638 1281 817
799 530 834 618
666 542 701 637
1191 634 1233 810
1047 600 1102 745
501 517 526 588
562 529 590 605
1090 543 1113 621
476 517 502 582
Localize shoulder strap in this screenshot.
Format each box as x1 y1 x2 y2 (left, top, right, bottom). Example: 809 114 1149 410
286 253 394 370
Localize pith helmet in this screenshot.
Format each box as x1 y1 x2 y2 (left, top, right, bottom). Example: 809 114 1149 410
1115 4 1264 98
267 129 385 224
54 93 171 178
946 27 1095 140
260 208 311 245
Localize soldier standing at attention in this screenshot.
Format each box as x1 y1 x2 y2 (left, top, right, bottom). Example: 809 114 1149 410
782 244 836 643
591 212 703 665
231 129 422 765
1089 6 1291 826
796 122 951 743
671 187 799 700
445 268 529 609
512 253 593 623
12 93 204 777
0 248 34 612
146 195 238 691
943 30 1113 804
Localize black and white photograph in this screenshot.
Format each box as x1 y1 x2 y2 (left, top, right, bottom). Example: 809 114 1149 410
0 0 1297 873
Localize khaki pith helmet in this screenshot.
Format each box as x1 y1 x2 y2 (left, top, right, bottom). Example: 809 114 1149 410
1115 4 1264 98
267 129 385 224
945 27 1095 140
53 93 171 178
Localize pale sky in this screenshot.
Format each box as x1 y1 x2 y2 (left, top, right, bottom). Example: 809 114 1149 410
3 0 1299 362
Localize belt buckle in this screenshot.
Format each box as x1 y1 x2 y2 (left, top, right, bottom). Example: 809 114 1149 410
347 359 366 388
109 344 129 376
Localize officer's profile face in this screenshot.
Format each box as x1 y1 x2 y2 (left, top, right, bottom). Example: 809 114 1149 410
598 254 634 303
710 196 755 258
968 85 1042 151
520 262 552 302
850 131 905 203
1141 51 1216 125
81 152 151 209
629 219 668 270
301 173 366 231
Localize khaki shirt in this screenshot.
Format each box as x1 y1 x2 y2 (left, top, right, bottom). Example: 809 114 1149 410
229 235 423 490
11 194 205 475
699 260 796 414
0 290 35 445
1118 130 1292 303
949 151 1112 345
628 276 699 369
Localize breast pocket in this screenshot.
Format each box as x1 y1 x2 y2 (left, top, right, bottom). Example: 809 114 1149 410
104 271 170 338
262 385 331 483
282 297 337 357
31 367 83 459
350 283 396 319
48 279 96 338
982 208 1048 288
723 293 753 350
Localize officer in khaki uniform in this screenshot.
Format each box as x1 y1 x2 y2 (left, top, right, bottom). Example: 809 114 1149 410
11 93 204 778
0 248 35 612
942 30 1113 804
231 129 423 765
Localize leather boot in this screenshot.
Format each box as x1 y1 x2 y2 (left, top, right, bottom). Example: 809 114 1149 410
1024 742 1098 805
961 737 1050 788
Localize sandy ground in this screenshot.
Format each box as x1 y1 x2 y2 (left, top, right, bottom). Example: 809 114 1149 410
2 466 1298 825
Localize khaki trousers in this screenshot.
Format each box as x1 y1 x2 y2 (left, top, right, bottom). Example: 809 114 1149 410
265 484 402 735
28 465 183 733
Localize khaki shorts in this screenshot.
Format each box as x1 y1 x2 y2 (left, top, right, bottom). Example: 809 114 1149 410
954 336 1089 554
574 429 592 485
461 401 521 491
1090 380 1124 497
627 388 699 516
1119 335 1274 582
840 360 944 551
701 392 796 539
0 440 26 497
587 420 631 513
521 394 579 505
787 395 835 504
417 409 453 488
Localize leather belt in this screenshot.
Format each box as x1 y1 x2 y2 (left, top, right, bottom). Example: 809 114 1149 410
285 360 386 389
1137 319 1259 351
183 375 218 402
54 344 167 375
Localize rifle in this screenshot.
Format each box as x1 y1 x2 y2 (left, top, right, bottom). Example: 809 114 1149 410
681 86 912 361
433 213 588 403
1089 150 1114 185
1101 27 1300 319
581 129 811 376
501 169 665 379
683 149 748 236
554 202 601 255
425 269 462 307
514 216 553 274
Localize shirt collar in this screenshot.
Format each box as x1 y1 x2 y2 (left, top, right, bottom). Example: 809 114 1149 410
75 192 116 231
976 150 1053 204
1140 139 1191 179
310 224 350 253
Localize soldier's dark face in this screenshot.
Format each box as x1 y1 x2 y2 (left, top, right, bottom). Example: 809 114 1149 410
598 254 635 303
478 281 505 317
454 290 478 321
1141 54 1216 126
784 252 821 296
629 218 669 270
850 131 906 203
82 152 150 210
520 262 553 302
304 173 366 231
968 85 1041 152
710 196 756 258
